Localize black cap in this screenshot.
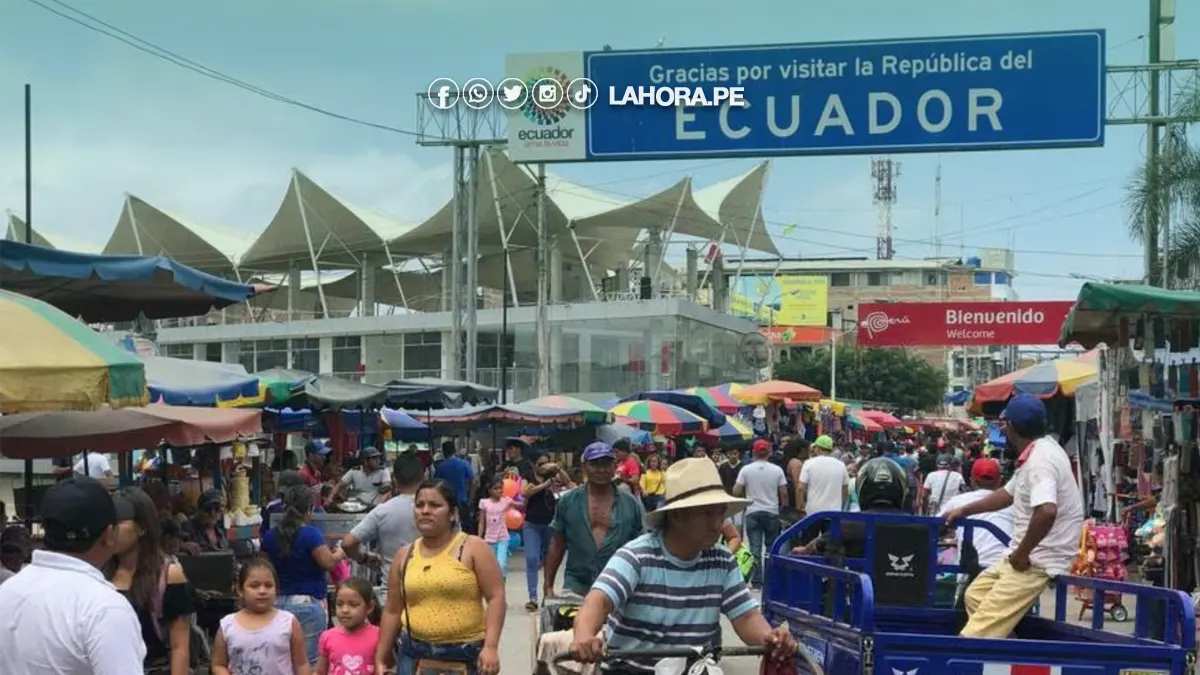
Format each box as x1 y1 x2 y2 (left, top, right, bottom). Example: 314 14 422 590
360 447 382 460
40 477 118 553
197 489 223 510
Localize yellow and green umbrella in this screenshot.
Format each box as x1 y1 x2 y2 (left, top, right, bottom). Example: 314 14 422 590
524 395 613 424
700 416 754 442
0 290 148 413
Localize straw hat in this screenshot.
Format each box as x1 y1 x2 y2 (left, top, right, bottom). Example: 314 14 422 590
644 458 749 529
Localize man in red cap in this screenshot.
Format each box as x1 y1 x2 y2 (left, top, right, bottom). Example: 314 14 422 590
733 438 788 586
937 457 1013 606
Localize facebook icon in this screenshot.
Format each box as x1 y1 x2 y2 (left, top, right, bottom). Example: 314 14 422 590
428 78 459 110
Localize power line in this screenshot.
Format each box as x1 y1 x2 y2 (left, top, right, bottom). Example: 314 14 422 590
26 0 420 136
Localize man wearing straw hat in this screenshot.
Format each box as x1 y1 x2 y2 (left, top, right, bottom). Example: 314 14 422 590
569 458 795 673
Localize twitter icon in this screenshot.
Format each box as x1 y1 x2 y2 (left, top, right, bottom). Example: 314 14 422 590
495 78 528 110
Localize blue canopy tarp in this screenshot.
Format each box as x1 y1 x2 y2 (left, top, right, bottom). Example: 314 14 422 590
143 356 261 406
0 240 271 322
380 408 430 441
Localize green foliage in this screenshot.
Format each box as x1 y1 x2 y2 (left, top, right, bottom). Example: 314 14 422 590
774 346 948 413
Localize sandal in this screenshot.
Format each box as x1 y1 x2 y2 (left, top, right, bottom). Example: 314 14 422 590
525 601 539 611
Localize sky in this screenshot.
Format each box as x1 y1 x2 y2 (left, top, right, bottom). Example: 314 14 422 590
0 0 1194 301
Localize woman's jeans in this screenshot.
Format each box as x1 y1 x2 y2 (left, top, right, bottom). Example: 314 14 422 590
523 521 553 603
397 634 483 675
279 595 328 664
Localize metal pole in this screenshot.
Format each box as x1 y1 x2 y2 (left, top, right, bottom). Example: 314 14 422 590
1145 0 1162 286
500 246 509 404
465 146 480 383
535 164 550 397
449 147 464 380
830 331 837 400
23 84 34 523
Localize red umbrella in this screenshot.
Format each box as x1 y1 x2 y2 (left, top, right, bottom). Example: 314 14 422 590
858 409 904 428
0 409 182 459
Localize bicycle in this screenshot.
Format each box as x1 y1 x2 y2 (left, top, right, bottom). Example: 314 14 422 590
553 643 825 675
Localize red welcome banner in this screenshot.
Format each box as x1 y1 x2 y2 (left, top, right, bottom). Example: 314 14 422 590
855 301 1076 346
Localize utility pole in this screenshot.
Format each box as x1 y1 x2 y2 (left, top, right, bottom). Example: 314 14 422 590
415 87 505 382
23 83 34 528
535 164 551 397
1145 0 1163 287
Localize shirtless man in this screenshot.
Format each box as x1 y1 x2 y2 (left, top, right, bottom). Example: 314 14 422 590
543 442 645 599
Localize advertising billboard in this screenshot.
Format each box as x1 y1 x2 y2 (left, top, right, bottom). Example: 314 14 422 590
505 30 1105 163
731 275 828 326
856 301 1075 346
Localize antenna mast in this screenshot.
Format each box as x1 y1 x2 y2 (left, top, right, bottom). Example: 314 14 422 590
871 157 899 260
933 158 942 258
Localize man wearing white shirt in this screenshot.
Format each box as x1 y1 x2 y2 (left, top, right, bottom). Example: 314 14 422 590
938 457 1014 609
0 477 146 674
945 395 1084 638
72 451 113 485
797 435 849 516
733 439 788 586
921 454 966 515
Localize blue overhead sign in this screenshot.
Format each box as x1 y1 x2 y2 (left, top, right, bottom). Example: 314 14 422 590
575 30 1105 162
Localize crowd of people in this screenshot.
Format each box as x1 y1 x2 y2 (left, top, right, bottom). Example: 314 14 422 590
0 392 1086 673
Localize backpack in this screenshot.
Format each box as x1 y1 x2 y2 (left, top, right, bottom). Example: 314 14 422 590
150 557 211 670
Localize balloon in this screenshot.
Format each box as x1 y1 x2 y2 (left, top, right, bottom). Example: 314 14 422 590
505 508 525 530
503 478 522 500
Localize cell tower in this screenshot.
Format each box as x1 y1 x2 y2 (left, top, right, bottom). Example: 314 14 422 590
871 157 900 260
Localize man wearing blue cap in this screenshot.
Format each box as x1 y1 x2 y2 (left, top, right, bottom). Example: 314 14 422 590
945 394 1084 638
542 441 645 601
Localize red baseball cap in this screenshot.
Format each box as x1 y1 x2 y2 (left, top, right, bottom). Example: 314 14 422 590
971 458 1001 483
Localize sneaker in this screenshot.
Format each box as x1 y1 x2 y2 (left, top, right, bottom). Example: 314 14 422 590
525 601 539 612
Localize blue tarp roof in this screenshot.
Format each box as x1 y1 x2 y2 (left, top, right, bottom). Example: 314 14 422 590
0 240 266 322
143 356 260 406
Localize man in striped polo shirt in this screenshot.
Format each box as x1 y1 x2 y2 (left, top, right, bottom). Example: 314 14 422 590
569 458 795 674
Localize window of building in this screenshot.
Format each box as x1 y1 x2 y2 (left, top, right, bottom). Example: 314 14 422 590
161 343 193 359
332 336 362 376
924 272 942 286
253 340 289 372
403 332 440 376
204 343 223 363
829 272 851 287
867 272 888 287
292 338 319 374
995 272 1010 285
974 272 992 285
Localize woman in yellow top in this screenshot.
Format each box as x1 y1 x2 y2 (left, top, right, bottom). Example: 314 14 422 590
639 453 667 511
376 480 506 675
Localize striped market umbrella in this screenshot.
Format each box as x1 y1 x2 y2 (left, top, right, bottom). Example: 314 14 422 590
845 412 883 433
680 386 742 414
609 399 708 435
709 382 747 404
0 290 148 413
700 416 754 443
970 350 1099 413
733 379 823 406
524 395 613 424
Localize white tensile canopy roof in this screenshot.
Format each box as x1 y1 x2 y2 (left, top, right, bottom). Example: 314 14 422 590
388 149 775 271
694 162 777 255
320 269 446 312
103 195 253 275
5 213 103 253
239 169 413 272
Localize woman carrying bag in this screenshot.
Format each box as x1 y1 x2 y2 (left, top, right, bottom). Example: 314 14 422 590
376 480 506 675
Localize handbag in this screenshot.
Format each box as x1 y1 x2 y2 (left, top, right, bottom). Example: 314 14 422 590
401 537 475 675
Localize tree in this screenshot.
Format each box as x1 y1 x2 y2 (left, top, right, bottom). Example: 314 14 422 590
1126 82 1200 288
775 346 948 413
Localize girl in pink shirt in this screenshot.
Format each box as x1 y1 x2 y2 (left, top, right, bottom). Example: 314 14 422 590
316 579 380 675
477 476 514 577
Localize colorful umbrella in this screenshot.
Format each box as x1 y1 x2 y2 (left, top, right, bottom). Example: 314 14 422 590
845 412 883 433
858 409 904 428
0 289 148 413
609 400 708 435
680 386 742 414
709 383 747 404
733 379 823 405
700 416 754 442
970 349 1099 411
524 395 613 424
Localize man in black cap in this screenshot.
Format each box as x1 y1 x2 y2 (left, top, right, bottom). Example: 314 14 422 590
181 488 230 553
0 477 146 674
331 447 392 505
